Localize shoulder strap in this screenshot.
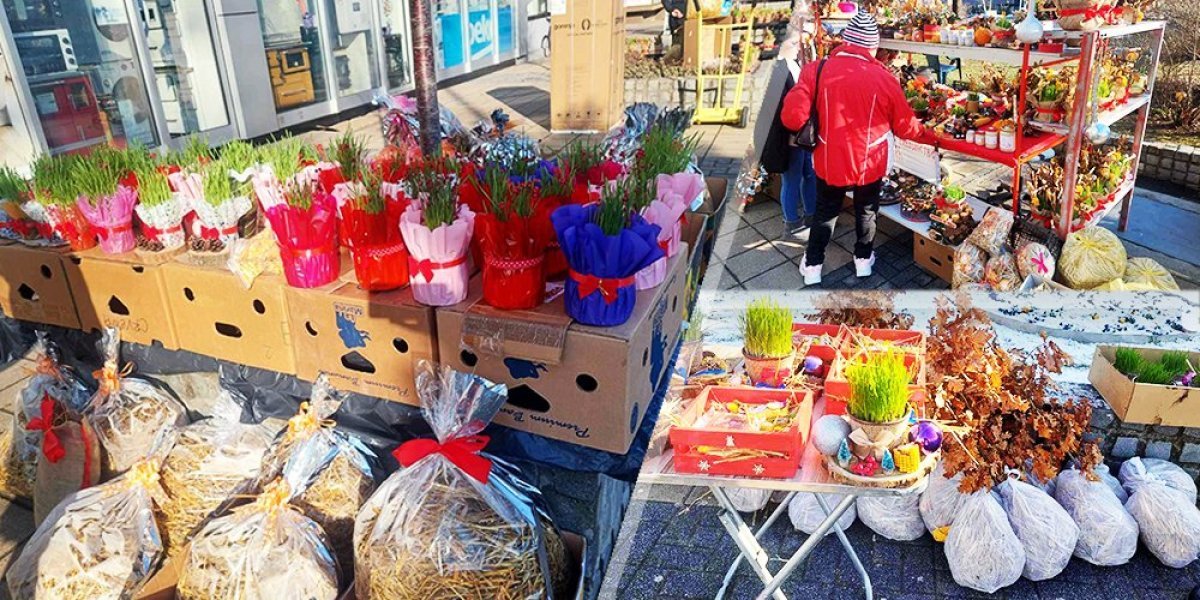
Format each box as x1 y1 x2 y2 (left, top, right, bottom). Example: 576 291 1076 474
810 59 826 123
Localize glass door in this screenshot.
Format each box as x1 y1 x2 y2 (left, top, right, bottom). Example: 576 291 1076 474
433 0 466 77
496 0 515 59
256 0 332 113
325 0 379 100
379 0 412 90
465 0 493 67
137 0 232 139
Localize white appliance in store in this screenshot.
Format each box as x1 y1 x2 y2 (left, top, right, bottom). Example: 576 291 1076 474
260 0 305 45
334 0 371 33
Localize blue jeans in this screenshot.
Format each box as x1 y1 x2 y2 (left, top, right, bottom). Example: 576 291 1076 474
780 148 816 226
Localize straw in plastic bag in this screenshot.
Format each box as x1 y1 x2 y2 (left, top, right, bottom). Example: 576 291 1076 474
857 494 925 541
1121 457 1200 568
919 462 969 540
1119 457 1197 503
1053 468 1138 566
944 491 1025 593
788 492 855 536
996 477 1078 581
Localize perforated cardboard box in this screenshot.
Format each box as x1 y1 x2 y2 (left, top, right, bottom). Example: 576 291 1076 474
0 244 79 328
62 249 178 349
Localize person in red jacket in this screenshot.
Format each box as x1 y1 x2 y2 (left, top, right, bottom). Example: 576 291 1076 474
780 12 934 285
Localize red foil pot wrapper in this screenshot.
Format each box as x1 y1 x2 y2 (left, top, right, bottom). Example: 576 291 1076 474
350 241 410 291
483 254 546 310
279 244 340 288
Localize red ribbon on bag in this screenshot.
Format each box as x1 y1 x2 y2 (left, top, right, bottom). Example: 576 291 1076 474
408 255 468 283
25 393 65 463
393 435 493 484
95 222 133 241
569 269 635 304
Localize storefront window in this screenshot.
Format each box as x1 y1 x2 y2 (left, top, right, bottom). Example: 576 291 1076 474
466 0 493 64
434 0 465 71
497 0 514 54
3 0 160 153
380 0 410 89
326 0 379 98
140 0 230 137
257 0 329 110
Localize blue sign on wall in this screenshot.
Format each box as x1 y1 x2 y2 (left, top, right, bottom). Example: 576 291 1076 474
439 13 465 68
468 8 494 60
498 5 513 52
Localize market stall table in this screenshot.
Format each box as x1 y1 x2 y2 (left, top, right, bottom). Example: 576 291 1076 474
638 446 927 600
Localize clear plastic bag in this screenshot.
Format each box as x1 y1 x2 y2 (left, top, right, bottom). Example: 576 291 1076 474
1059 227 1127 289
353 362 574 600
965 208 1014 256
919 462 969 540
726 487 773 513
1053 468 1138 566
86 328 189 477
1119 457 1197 503
256 375 377 575
996 477 1078 581
156 395 274 556
6 457 166 599
1120 458 1200 568
985 253 1021 291
1095 463 1128 503
945 491 1025 593
952 243 987 288
178 478 340 600
788 492 855 536
857 493 925 541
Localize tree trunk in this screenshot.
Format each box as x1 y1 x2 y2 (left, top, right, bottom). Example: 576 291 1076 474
410 0 441 157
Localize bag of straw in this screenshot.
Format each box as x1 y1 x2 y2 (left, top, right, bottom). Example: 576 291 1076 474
354 362 575 600
6 452 170 599
86 328 189 477
255 375 377 576
156 394 274 555
177 478 340 600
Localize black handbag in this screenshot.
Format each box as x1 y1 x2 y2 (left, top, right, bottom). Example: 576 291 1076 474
790 59 826 151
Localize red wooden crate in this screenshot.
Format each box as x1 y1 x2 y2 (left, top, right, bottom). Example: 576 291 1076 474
670 386 813 478
792 323 842 378
823 352 928 417
839 327 927 356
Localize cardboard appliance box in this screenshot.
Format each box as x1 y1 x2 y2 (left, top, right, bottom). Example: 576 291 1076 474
683 15 734 70
436 251 688 454
286 282 437 405
913 233 954 283
62 248 179 349
160 263 297 374
0 244 80 328
1089 345 1200 427
549 0 626 132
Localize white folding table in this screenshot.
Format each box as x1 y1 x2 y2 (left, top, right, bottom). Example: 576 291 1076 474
638 451 928 600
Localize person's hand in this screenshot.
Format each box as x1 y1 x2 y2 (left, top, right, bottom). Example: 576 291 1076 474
671 9 683 17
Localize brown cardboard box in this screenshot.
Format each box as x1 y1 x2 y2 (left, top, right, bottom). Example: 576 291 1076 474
436 251 687 454
682 211 709 308
914 233 954 283
1089 346 1200 427
160 263 296 374
683 15 734 70
286 283 437 405
0 244 80 328
550 0 626 132
62 249 179 349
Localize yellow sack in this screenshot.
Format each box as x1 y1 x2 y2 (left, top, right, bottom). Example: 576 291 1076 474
1058 228 1127 289
1123 257 1180 291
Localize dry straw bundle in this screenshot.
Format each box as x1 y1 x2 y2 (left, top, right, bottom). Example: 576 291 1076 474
156 400 273 555
257 375 376 575
5 458 167 599
353 363 573 600
177 479 339 600
86 328 188 476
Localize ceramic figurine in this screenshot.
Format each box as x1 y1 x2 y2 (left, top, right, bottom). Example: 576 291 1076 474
881 450 896 472
837 438 852 468
894 443 921 473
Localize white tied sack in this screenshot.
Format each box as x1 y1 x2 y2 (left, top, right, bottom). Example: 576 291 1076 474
1119 457 1197 503
1096 463 1128 503
1120 457 1200 568
945 491 1026 593
788 492 855 535
1053 468 1138 566
996 477 1078 581
857 494 925 541
726 488 773 513
919 462 969 538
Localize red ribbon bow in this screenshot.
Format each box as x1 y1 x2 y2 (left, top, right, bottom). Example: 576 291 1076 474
569 269 635 304
408 255 467 283
198 224 239 240
141 223 182 240
25 393 65 463
393 435 493 484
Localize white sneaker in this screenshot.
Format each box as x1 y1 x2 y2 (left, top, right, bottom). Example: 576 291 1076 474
801 263 822 285
855 254 876 278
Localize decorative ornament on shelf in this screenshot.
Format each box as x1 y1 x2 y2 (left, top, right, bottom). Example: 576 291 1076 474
893 443 921 473
852 455 880 476
837 438 853 468
910 421 944 453
1015 0 1044 44
803 355 824 375
1085 121 1112 145
813 415 852 456
881 450 896 473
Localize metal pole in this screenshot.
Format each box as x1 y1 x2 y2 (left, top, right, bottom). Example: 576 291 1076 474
717 491 797 599
815 494 873 600
1058 30 1098 238
1121 23 1165 232
755 494 859 600
712 486 789 600
410 0 442 157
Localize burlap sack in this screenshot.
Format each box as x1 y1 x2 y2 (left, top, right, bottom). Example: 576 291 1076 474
33 420 101 523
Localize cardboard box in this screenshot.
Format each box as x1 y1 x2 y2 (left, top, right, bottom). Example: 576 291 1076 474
0 244 80 328
682 211 709 310
913 233 954 283
550 0 626 132
683 15 734 70
436 251 688 454
286 283 437 405
695 176 728 266
62 249 179 349
160 263 297 374
1089 346 1200 427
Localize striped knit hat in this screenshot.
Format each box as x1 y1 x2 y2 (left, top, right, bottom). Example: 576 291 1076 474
842 12 880 50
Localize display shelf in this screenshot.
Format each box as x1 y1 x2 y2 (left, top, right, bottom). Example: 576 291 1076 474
879 195 994 243
1080 177 1137 230
1060 20 1167 40
878 39 1069 67
1029 95 1150 135
928 130 1064 167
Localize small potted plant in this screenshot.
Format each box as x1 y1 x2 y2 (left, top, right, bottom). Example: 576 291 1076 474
28 155 93 249
0 167 38 242
740 298 796 387
133 165 186 255
909 97 931 121
190 158 252 258
262 180 339 289
339 171 409 291
473 164 554 310
399 156 475 307
1032 80 1064 123
844 350 914 459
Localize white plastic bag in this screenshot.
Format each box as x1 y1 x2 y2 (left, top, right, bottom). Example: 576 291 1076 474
857 494 925 541
1121 458 1200 568
726 487 773 513
944 491 1025 593
788 492 855 536
1119 457 1197 503
996 478 1078 581
1096 463 1128 503
919 462 969 540
1053 468 1138 566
